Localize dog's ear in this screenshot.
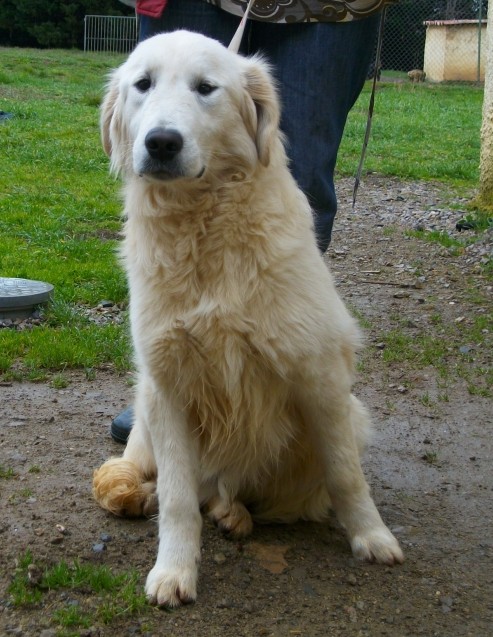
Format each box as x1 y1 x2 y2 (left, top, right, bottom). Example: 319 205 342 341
242 58 280 166
100 70 126 174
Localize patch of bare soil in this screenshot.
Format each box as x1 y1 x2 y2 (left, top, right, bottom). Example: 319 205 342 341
0 177 492 637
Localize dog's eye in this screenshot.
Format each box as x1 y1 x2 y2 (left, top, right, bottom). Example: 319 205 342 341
135 77 151 93
196 81 217 96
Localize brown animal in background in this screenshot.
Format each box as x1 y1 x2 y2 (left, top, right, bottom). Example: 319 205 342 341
408 69 426 83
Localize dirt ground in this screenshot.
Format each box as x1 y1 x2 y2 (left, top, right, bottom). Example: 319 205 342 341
0 177 492 637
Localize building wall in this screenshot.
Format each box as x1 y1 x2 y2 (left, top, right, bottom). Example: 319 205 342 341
424 21 486 82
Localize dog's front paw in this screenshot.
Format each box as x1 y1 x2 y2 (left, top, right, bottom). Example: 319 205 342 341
145 565 198 607
206 497 253 538
350 527 404 565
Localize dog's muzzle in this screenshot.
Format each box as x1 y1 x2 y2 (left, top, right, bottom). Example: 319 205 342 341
138 127 204 181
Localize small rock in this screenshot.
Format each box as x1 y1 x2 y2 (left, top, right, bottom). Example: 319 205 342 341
80 629 101 637
391 526 408 535
216 597 235 608
441 596 454 611
8 452 27 463
92 543 106 553
27 564 43 586
213 552 227 564
100 533 112 542
303 584 318 596
346 573 358 586
393 291 410 299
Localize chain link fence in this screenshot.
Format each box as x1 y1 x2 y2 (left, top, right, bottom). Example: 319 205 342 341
382 0 487 82
83 3 487 82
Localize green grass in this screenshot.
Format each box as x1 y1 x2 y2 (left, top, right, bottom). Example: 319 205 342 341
8 550 149 629
406 228 465 254
0 47 130 377
0 47 487 376
381 329 449 367
376 317 492 397
339 81 483 186
0 465 16 479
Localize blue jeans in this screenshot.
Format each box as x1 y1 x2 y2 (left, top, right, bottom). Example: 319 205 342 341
139 1 379 252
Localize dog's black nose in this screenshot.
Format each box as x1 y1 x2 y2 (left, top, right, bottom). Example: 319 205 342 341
145 128 184 161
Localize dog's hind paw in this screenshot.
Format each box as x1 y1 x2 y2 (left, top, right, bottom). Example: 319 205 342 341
92 458 157 518
206 497 253 538
350 527 404 566
145 566 197 607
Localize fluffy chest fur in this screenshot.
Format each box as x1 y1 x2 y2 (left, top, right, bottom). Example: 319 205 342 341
123 179 312 473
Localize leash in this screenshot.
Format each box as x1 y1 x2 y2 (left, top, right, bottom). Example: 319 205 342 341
352 7 387 209
228 0 256 52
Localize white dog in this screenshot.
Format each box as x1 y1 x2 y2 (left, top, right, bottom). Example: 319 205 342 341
93 30 403 608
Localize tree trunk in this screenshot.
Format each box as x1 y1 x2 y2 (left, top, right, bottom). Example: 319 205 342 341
479 8 493 207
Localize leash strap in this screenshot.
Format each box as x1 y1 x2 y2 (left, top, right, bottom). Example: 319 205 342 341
352 7 387 209
228 0 256 52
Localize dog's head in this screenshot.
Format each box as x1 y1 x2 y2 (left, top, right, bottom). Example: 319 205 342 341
101 30 280 183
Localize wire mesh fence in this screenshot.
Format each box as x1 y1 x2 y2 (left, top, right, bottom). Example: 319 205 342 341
83 4 487 82
84 15 137 54
382 0 488 82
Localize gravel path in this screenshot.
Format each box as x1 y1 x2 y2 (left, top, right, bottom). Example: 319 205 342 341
0 176 492 637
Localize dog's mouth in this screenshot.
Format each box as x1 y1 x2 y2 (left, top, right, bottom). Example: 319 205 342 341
140 169 178 181
138 161 206 182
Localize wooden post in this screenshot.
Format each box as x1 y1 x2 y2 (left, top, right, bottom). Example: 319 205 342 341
479 8 493 207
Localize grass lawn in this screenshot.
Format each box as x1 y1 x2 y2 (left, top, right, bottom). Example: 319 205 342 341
0 48 130 377
338 80 483 185
0 47 487 378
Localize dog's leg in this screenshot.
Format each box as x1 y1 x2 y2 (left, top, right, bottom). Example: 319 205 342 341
296 379 404 565
142 383 202 607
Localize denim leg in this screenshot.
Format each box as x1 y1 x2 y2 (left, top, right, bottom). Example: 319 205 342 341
249 17 380 252
138 0 240 46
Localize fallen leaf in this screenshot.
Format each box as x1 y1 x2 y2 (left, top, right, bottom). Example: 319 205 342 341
246 542 290 574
